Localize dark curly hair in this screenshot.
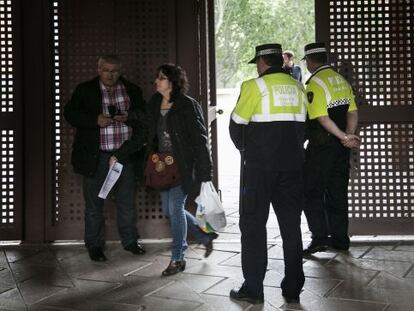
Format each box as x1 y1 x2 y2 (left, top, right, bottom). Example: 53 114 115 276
157 63 189 102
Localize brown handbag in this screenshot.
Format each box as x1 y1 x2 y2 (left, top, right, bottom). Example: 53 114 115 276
144 152 182 190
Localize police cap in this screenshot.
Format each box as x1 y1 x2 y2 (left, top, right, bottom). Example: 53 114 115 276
248 43 283 64
302 42 327 60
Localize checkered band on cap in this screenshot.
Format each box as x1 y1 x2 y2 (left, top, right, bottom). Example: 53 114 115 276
305 47 327 56
256 48 282 57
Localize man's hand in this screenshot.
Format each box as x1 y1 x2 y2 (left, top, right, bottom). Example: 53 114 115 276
341 134 361 149
113 111 128 123
97 114 113 127
109 155 117 167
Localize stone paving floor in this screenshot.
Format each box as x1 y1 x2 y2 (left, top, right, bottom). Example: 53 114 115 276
1 194 413 311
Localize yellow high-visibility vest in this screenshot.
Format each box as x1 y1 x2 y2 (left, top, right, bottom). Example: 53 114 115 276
231 73 307 125
306 66 357 120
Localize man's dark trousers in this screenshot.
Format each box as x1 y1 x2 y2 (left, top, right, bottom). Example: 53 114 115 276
240 167 305 299
304 139 351 248
83 152 138 249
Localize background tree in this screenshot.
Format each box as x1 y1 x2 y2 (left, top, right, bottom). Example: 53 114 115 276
215 0 315 87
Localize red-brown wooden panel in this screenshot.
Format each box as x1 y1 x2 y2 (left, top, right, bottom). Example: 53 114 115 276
0 0 23 240
48 0 217 241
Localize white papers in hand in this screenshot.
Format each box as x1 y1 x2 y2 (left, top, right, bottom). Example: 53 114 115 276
98 162 123 199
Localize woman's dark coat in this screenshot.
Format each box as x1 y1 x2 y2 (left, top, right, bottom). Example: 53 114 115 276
146 92 212 194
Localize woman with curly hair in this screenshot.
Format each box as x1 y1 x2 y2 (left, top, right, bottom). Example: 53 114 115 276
146 64 218 276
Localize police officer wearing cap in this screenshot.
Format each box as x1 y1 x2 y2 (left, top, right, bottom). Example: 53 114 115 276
229 43 307 304
302 42 360 255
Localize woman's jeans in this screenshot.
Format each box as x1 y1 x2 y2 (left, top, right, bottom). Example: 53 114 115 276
160 185 209 261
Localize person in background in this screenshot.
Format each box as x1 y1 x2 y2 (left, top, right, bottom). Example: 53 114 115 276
64 55 147 262
229 43 307 304
302 43 360 256
283 50 302 82
146 63 218 276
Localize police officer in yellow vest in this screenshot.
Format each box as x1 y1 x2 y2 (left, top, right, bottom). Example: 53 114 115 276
302 43 360 255
229 43 306 304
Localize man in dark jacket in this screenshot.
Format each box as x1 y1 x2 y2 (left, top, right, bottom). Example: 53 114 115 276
64 55 147 261
283 50 302 82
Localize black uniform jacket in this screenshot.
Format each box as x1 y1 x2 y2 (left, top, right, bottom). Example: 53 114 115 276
64 76 148 178
146 92 212 195
229 67 306 171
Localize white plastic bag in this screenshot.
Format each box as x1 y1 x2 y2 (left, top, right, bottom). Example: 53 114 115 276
195 181 227 232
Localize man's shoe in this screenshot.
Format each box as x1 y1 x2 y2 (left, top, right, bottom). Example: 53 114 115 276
229 287 264 304
88 247 107 262
125 242 146 255
283 295 300 304
303 241 328 255
161 260 186 276
204 232 218 258
331 243 349 251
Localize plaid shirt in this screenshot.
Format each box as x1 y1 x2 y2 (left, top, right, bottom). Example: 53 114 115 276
99 81 131 151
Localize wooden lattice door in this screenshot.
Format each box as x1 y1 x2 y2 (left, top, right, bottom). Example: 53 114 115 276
0 0 23 240
316 0 414 234
47 0 217 240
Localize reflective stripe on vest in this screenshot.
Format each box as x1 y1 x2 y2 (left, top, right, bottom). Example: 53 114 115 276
311 76 332 105
231 111 249 125
253 77 306 122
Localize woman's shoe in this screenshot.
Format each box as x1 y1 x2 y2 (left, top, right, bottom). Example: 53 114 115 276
161 260 186 276
204 232 218 258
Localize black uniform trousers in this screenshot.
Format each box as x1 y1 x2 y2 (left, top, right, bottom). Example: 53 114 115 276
240 167 305 299
304 138 351 248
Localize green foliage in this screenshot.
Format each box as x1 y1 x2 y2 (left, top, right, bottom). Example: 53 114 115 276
215 0 315 87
